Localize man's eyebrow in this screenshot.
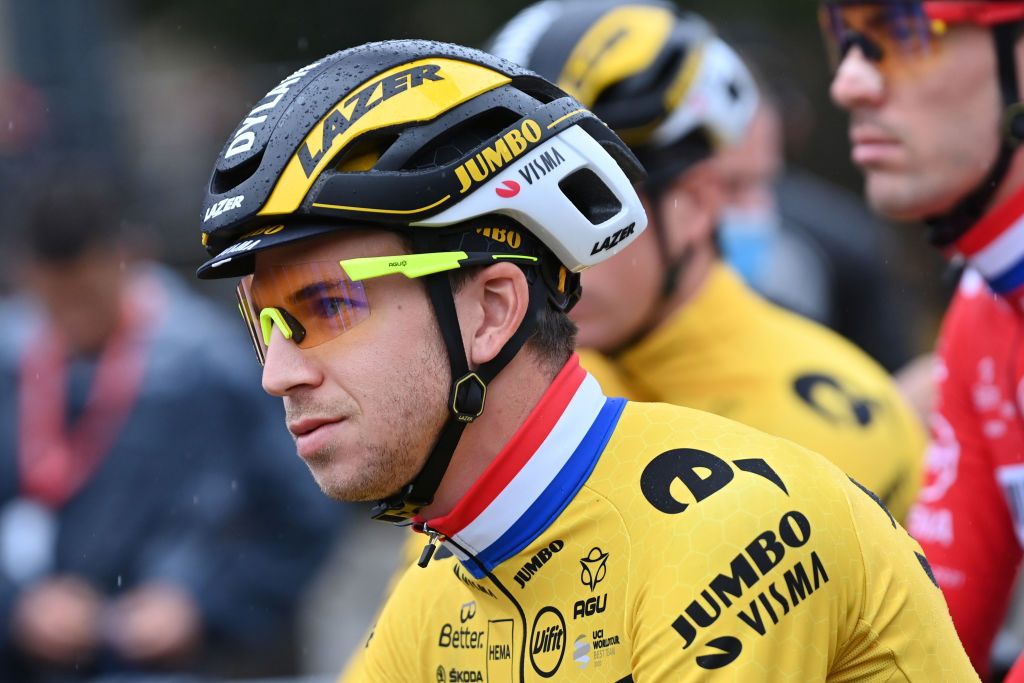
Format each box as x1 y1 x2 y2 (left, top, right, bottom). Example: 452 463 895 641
286 279 347 304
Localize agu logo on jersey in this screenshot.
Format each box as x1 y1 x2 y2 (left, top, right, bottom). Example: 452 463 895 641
530 606 566 677
580 547 608 590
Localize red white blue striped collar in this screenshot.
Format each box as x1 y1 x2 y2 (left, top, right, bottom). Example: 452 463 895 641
419 354 625 579
952 183 1024 312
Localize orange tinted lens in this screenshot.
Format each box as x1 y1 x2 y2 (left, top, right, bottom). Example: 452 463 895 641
236 277 267 364
820 3 939 76
239 261 371 356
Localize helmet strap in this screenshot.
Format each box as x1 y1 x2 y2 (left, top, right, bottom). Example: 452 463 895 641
370 235 543 524
928 21 1024 246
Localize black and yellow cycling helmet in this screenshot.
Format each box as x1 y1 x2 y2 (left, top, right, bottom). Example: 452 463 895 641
488 0 757 305
198 39 646 280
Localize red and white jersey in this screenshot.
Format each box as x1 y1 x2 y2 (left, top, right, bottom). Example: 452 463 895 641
908 268 1024 678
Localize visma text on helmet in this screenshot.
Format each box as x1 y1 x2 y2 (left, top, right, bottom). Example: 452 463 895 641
455 119 543 193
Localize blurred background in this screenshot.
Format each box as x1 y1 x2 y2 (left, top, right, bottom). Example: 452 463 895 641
0 1 974 682
0 0 950 338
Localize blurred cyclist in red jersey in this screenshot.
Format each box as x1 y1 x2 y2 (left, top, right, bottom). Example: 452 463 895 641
823 1 1024 679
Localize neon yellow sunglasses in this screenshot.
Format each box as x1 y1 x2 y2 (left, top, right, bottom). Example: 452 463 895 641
236 250 538 364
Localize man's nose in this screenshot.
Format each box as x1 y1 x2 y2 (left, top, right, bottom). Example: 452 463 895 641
830 46 885 110
262 326 321 397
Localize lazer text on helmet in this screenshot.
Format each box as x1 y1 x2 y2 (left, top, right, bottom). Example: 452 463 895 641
297 64 444 178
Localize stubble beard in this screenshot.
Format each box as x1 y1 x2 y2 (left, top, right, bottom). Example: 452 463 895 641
297 332 450 503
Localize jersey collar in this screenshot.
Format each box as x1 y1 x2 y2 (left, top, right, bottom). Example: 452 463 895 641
953 182 1024 312
420 354 625 579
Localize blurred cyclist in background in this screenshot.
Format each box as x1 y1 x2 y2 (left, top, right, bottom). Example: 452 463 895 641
485 0 925 520
714 93 919 376
824 1 1024 679
0 173 339 681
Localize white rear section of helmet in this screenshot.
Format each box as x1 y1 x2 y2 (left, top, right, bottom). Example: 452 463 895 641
488 0 563 69
652 36 759 151
415 124 646 272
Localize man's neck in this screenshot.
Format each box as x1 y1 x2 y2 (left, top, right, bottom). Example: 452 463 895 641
626 242 717 348
419 352 558 520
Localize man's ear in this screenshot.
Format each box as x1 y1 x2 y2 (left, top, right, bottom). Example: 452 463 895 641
456 262 531 367
658 161 724 249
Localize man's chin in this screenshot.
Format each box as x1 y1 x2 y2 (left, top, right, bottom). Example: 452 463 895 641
308 465 410 503
864 176 947 223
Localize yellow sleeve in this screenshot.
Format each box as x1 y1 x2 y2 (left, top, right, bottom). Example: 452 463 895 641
829 479 978 681
337 532 429 682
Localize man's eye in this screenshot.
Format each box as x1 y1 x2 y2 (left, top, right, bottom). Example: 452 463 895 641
311 297 342 317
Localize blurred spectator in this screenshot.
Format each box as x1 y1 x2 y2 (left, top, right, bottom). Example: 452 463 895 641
0 173 341 681
714 97 916 372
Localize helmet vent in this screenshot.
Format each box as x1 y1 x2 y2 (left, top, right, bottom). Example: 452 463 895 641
211 150 265 195
558 168 621 225
401 108 522 171
334 132 401 173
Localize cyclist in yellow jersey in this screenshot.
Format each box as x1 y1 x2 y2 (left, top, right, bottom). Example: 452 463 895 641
485 0 926 523
191 37 973 681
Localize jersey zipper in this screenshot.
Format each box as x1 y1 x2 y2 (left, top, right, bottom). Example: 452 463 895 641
444 535 530 682
418 524 444 568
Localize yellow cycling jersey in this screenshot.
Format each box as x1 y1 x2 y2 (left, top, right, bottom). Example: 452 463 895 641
580 264 926 523
341 358 974 682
